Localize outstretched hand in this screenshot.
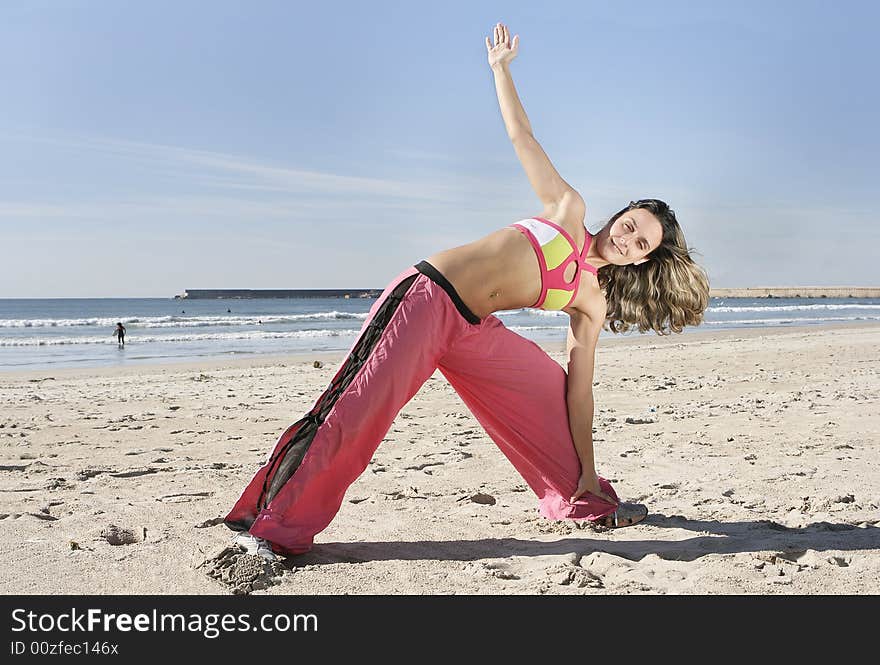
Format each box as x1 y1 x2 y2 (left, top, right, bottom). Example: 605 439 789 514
570 470 618 507
486 22 518 69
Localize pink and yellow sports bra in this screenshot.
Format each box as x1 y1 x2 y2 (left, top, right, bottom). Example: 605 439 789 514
509 216 598 311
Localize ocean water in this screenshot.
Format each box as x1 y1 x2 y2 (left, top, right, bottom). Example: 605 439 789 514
1 294 878 371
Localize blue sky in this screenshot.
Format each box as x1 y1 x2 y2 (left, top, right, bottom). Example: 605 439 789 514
1 0 877 297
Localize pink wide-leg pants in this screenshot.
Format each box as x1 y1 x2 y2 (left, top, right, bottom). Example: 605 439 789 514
224 264 619 555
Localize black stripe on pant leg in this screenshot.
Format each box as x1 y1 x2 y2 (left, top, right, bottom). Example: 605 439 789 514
255 273 420 512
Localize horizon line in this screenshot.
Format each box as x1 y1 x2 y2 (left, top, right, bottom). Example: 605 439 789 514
2 285 880 300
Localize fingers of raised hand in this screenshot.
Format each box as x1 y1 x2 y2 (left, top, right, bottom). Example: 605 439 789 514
492 22 508 47
488 23 517 54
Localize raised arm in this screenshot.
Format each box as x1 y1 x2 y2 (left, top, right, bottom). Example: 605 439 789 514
486 23 584 214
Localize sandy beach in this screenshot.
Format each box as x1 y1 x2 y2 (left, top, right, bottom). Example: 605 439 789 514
1 322 878 595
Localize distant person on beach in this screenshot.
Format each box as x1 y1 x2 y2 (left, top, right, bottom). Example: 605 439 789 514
224 22 710 561
113 322 126 347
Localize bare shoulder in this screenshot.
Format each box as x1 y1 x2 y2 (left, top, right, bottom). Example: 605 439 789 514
537 189 587 234
565 276 606 334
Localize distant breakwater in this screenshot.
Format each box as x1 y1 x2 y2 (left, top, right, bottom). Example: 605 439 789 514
176 289 382 299
709 287 880 298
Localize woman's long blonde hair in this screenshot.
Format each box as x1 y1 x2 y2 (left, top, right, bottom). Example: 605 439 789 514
597 199 710 335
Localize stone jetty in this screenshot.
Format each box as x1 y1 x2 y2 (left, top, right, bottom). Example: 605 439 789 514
709 287 880 298
175 289 381 299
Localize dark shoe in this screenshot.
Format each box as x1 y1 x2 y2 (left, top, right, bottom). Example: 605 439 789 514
591 502 648 530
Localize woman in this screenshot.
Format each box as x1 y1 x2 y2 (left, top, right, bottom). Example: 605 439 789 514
224 22 709 560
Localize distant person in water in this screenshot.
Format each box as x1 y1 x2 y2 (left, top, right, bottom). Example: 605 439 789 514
113 322 126 347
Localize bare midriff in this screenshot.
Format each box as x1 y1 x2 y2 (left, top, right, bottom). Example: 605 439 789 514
425 226 545 320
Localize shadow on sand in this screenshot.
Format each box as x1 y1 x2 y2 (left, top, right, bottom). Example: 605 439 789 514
282 513 880 567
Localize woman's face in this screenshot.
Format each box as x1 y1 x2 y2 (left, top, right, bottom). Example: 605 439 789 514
598 208 664 266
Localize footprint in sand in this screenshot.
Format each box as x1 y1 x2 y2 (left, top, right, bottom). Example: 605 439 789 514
416 450 474 464
199 545 287 595
550 565 604 589
757 549 852 571
579 551 693 593
99 524 145 545
464 560 521 581
109 468 161 479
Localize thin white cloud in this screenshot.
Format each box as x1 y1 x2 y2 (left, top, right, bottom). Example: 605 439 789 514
0 131 501 201
0 198 316 221
0 193 485 225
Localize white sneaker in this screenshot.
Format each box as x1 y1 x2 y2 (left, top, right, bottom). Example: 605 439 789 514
233 532 279 562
